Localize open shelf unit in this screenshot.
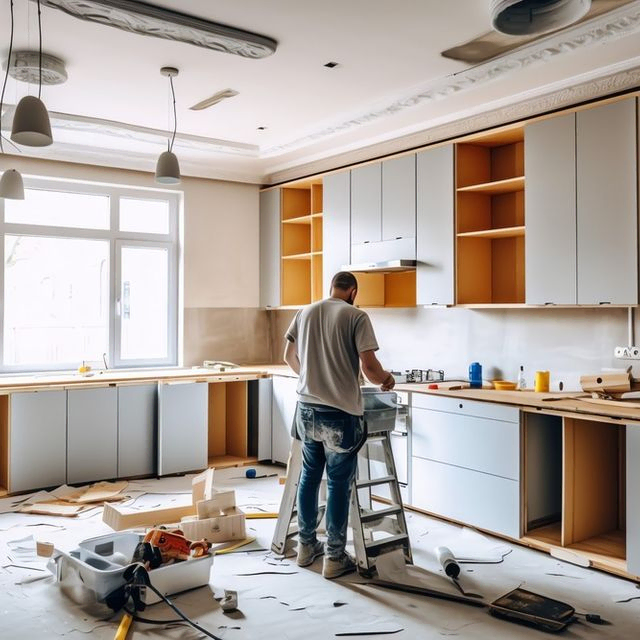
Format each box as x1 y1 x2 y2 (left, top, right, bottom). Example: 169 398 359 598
356 271 416 308
281 181 323 306
522 411 628 574
455 127 525 304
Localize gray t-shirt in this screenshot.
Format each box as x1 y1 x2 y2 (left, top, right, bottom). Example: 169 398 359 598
286 298 379 416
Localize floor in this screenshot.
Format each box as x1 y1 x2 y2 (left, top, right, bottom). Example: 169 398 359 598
1 466 639 639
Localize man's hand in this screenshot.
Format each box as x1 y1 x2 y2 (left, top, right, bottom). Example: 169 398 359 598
380 372 396 391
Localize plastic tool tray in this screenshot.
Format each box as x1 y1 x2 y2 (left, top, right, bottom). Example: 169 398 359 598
362 388 398 433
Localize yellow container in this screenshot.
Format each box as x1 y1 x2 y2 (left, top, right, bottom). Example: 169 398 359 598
534 370 550 393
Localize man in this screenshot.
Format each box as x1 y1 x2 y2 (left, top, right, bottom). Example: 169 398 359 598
283 271 395 579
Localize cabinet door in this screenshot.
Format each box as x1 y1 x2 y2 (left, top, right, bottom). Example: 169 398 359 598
577 98 638 305
67 387 118 484
271 376 298 464
259 189 281 308
382 155 416 242
10 390 67 492
257 377 273 462
351 163 382 245
118 384 156 478
525 114 577 305
158 381 208 476
416 145 454 305
323 171 351 296
628 424 640 575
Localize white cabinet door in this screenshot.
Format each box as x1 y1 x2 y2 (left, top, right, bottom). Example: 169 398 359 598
158 381 208 476
67 387 118 484
323 171 351 295
272 375 298 464
416 145 454 305
382 155 416 242
118 384 156 478
351 163 382 245
627 424 640 575
10 390 67 492
259 189 281 308
411 456 520 539
576 98 638 305
256 378 273 462
525 113 577 305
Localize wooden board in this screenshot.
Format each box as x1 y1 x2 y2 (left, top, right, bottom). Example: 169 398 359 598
355 272 385 307
384 271 416 307
311 254 323 302
208 383 227 457
492 236 525 303
311 183 323 214
580 372 631 393
456 236 492 303
493 190 525 228
456 176 524 195
103 501 197 531
281 224 311 256
491 141 524 181
455 144 490 187
281 187 311 220
456 192 491 233
281 259 311 306
225 381 248 457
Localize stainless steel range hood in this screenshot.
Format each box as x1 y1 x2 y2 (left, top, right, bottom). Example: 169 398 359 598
342 259 417 273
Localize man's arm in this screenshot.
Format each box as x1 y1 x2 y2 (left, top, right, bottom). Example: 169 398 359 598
284 339 300 375
360 350 395 391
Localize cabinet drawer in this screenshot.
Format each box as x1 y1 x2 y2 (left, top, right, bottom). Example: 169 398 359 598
411 456 520 539
412 408 519 480
411 393 519 423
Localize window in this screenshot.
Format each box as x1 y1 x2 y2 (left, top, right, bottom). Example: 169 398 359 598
0 179 179 372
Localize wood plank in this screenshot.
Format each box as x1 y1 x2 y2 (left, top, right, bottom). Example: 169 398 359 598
311 183 323 214
492 236 525 303
281 187 311 220
208 455 258 469
311 216 323 252
281 259 311 306
457 226 524 239
580 372 631 393
356 272 385 307
491 141 524 181
209 383 227 458
312 254 323 302
455 144 490 188
456 176 524 195
456 192 492 233
0 395 8 491
281 223 311 256
493 190 524 228
225 381 248 458
456 236 492 304
384 271 416 307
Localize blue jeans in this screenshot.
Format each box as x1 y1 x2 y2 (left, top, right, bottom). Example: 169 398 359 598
295 402 366 559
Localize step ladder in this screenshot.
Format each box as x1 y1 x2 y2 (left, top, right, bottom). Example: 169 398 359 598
271 424 412 574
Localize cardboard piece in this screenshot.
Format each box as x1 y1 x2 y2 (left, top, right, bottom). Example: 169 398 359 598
192 468 215 505
196 490 236 519
182 507 246 543
103 501 197 531
20 501 94 517
58 481 129 504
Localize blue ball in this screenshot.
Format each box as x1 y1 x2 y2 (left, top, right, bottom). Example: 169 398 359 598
245 468 257 478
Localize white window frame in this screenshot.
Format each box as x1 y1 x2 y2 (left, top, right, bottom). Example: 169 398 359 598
0 176 181 373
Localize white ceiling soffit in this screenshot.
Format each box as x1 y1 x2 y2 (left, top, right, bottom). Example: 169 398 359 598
34 0 278 58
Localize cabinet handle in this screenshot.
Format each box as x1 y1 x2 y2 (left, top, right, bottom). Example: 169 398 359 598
458 403 463 409
544 302 555 306
598 301 611 305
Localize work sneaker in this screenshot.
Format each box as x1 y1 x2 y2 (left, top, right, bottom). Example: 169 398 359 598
296 540 324 567
322 552 356 579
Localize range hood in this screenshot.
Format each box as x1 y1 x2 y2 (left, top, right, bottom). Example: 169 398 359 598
342 259 417 273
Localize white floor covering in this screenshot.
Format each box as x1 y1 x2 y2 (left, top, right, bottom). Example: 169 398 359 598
1 465 639 639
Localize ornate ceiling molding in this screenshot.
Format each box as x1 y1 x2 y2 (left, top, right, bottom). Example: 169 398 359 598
261 0 640 158
34 0 277 58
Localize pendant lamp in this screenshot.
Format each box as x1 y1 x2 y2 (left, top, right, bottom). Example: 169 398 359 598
0 0 25 199
155 67 181 185
490 0 591 36
11 0 53 147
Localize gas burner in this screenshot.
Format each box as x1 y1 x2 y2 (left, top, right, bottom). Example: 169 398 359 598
391 369 445 384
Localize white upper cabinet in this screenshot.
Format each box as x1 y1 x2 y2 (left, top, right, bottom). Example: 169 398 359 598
416 145 454 306
382 154 416 241
259 189 281 308
525 113 577 305
576 98 638 305
322 171 351 296
351 163 382 245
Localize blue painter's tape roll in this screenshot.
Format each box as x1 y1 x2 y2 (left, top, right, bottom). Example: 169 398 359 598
245 468 257 478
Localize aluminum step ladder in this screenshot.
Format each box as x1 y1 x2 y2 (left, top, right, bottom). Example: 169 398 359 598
271 414 412 574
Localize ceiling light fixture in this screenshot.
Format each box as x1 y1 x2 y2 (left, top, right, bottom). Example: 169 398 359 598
0 0 25 200
11 0 53 147
5 50 67 85
490 0 592 36
34 0 278 58
155 67 180 185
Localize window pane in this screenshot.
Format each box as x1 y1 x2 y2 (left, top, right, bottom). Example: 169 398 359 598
121 246 169 360
4 236 109 366
4 189 110 229
120 198 170 234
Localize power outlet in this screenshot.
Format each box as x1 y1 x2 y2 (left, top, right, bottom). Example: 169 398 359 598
614 346 640 359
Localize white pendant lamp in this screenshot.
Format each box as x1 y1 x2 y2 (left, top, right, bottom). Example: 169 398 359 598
490 0 591 36
0 169 25 199
10 0 53 147
155 67 181 185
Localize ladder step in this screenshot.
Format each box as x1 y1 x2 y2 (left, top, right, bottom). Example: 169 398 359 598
356 475 396 488
364 533 410 555
359 506 403 523
365 435 387 443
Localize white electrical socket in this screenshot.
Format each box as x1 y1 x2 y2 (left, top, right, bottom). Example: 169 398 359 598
614 346 640 359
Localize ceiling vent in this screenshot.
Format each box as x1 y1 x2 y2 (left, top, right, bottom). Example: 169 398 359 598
189 89 239 111
490 0 591 36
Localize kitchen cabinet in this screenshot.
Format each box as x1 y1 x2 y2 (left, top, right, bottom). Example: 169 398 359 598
157 381 208 476
259 189 281 308
627 425 640 575
271 375 298 464
525 113 577 305
67 387 118 484
351 163 381 245
9 390 67 493
576 98 637 305
254 378 273 462
416 145 455 306
382 154 416 242
322 171 351 296
117 384 156 478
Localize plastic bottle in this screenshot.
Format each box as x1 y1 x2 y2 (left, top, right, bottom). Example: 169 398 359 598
468 362 482 389
517 365 527 391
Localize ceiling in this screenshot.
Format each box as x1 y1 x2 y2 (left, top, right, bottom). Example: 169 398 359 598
1 0 640 185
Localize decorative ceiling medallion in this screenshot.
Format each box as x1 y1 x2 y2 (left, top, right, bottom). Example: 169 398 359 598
4 51 68 85
34 0 277 58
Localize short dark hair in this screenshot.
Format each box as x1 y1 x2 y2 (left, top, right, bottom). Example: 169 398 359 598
331 271 358 291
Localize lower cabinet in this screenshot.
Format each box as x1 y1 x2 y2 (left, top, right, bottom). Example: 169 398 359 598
118 384 157 478
67 387 118 485
158 381 208 476
271 375 298 464
628 425 640 575
9 390 67 493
